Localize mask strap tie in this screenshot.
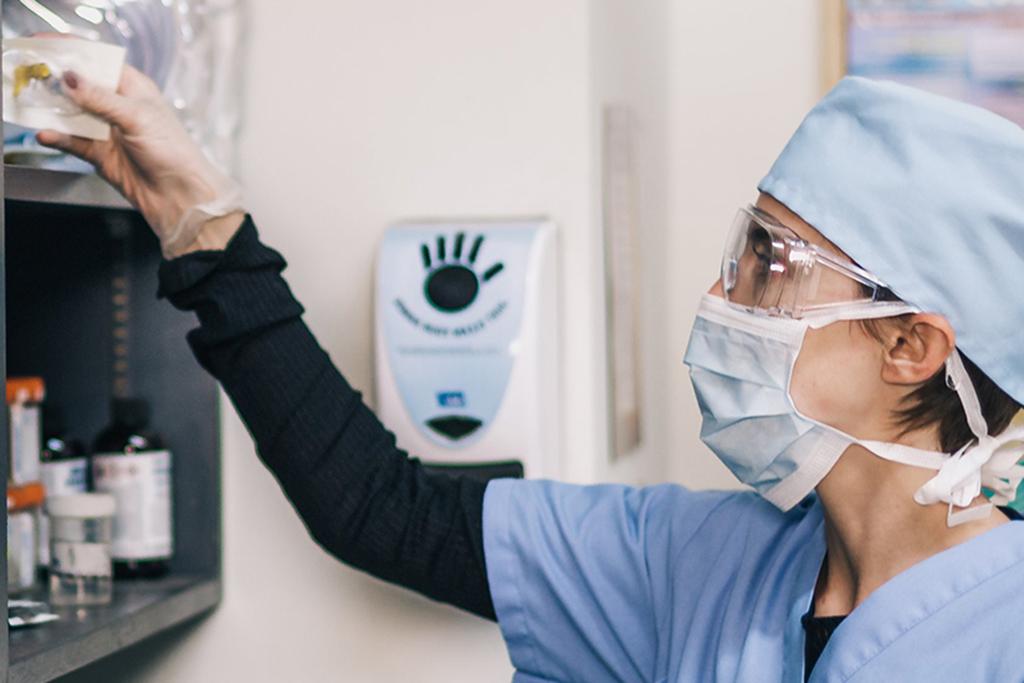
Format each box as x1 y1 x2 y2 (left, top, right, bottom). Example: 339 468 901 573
914 350 1024 527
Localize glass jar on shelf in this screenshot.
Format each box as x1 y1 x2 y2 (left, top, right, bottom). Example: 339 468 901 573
47 493 116 606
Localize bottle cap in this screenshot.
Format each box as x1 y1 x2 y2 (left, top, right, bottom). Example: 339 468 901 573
6 377 45 405
46 493 116 519
43 435 84 459
111 397 150 428
7 482 45 511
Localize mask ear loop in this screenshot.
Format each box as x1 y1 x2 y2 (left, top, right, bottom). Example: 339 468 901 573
942 350 995 527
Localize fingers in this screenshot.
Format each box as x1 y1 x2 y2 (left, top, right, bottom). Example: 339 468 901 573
117 65 162 99
30 34 160 102
36 129 102 166
60 70 139 133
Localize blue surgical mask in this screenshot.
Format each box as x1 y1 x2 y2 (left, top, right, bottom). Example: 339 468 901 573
683 294 922 511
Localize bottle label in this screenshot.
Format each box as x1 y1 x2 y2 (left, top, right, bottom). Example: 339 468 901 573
52 540 112 578
8 405 41 485
41 457 89 497
92 450 173 560
38 514 50 569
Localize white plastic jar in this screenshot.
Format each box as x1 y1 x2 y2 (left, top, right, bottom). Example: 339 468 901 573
46 493 116 606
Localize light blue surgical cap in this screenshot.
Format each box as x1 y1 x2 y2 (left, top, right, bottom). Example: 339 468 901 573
759 76 1024 406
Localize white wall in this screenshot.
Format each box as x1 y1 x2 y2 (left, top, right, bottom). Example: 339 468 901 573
63 2 822 681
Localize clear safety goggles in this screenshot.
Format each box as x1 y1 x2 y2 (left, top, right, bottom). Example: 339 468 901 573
722 205 902 319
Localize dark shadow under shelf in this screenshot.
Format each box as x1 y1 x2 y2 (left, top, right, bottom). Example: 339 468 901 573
9 574 220 683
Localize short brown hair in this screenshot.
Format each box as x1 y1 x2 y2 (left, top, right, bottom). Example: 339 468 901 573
860 314 1022 452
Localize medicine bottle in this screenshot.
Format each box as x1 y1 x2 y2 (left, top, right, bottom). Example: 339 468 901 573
91 398 172 579
7 482 44 594
41 407 88 494
6 377 45 486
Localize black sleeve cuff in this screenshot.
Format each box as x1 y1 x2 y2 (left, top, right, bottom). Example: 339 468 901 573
157 215 283 300
155 214 305 360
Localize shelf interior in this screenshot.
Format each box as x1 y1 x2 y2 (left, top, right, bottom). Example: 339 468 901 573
5 202 222 579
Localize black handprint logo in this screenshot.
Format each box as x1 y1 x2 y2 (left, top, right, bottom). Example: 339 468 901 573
421 233 504 313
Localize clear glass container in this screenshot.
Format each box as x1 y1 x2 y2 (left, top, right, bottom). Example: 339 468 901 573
46 493 116 606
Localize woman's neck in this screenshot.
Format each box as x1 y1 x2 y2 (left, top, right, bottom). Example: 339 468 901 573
813 442 1007 617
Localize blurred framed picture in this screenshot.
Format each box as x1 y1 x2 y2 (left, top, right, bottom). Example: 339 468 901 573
823 0 1024 126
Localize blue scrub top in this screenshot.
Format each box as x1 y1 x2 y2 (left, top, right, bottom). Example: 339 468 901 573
483 480 1024 682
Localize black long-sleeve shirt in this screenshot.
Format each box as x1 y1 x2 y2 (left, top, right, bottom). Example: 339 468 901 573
158 216 496 620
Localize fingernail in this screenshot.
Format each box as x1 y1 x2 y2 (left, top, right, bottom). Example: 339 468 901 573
63 70 79 90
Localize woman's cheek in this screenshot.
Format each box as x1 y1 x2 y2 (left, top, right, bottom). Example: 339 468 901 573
789 325 875 429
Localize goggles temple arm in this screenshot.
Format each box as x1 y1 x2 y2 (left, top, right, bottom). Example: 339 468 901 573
808 248 890 295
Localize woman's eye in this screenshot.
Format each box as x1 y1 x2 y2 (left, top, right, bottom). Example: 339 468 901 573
749 229 773 276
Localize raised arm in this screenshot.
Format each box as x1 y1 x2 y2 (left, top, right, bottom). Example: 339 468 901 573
39 66 496 619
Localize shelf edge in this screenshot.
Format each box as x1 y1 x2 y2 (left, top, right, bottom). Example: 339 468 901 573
4 166 132 211
9 577 221 683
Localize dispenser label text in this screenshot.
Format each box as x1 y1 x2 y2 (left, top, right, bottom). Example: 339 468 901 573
394 298 508 337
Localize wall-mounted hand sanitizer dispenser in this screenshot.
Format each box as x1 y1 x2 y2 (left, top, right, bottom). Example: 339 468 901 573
375 219 558 478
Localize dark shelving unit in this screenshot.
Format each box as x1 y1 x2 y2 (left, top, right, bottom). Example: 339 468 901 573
1 0 224 669
2 164 222 681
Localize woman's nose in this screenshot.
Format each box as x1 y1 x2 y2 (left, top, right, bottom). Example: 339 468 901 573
708 279 724 297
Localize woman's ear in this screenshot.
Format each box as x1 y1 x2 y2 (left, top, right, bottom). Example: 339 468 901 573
879 314 956 387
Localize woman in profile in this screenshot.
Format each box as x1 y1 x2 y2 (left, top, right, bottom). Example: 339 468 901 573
40 67 1024 681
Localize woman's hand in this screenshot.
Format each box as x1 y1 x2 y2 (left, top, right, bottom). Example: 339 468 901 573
36 66 244 257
